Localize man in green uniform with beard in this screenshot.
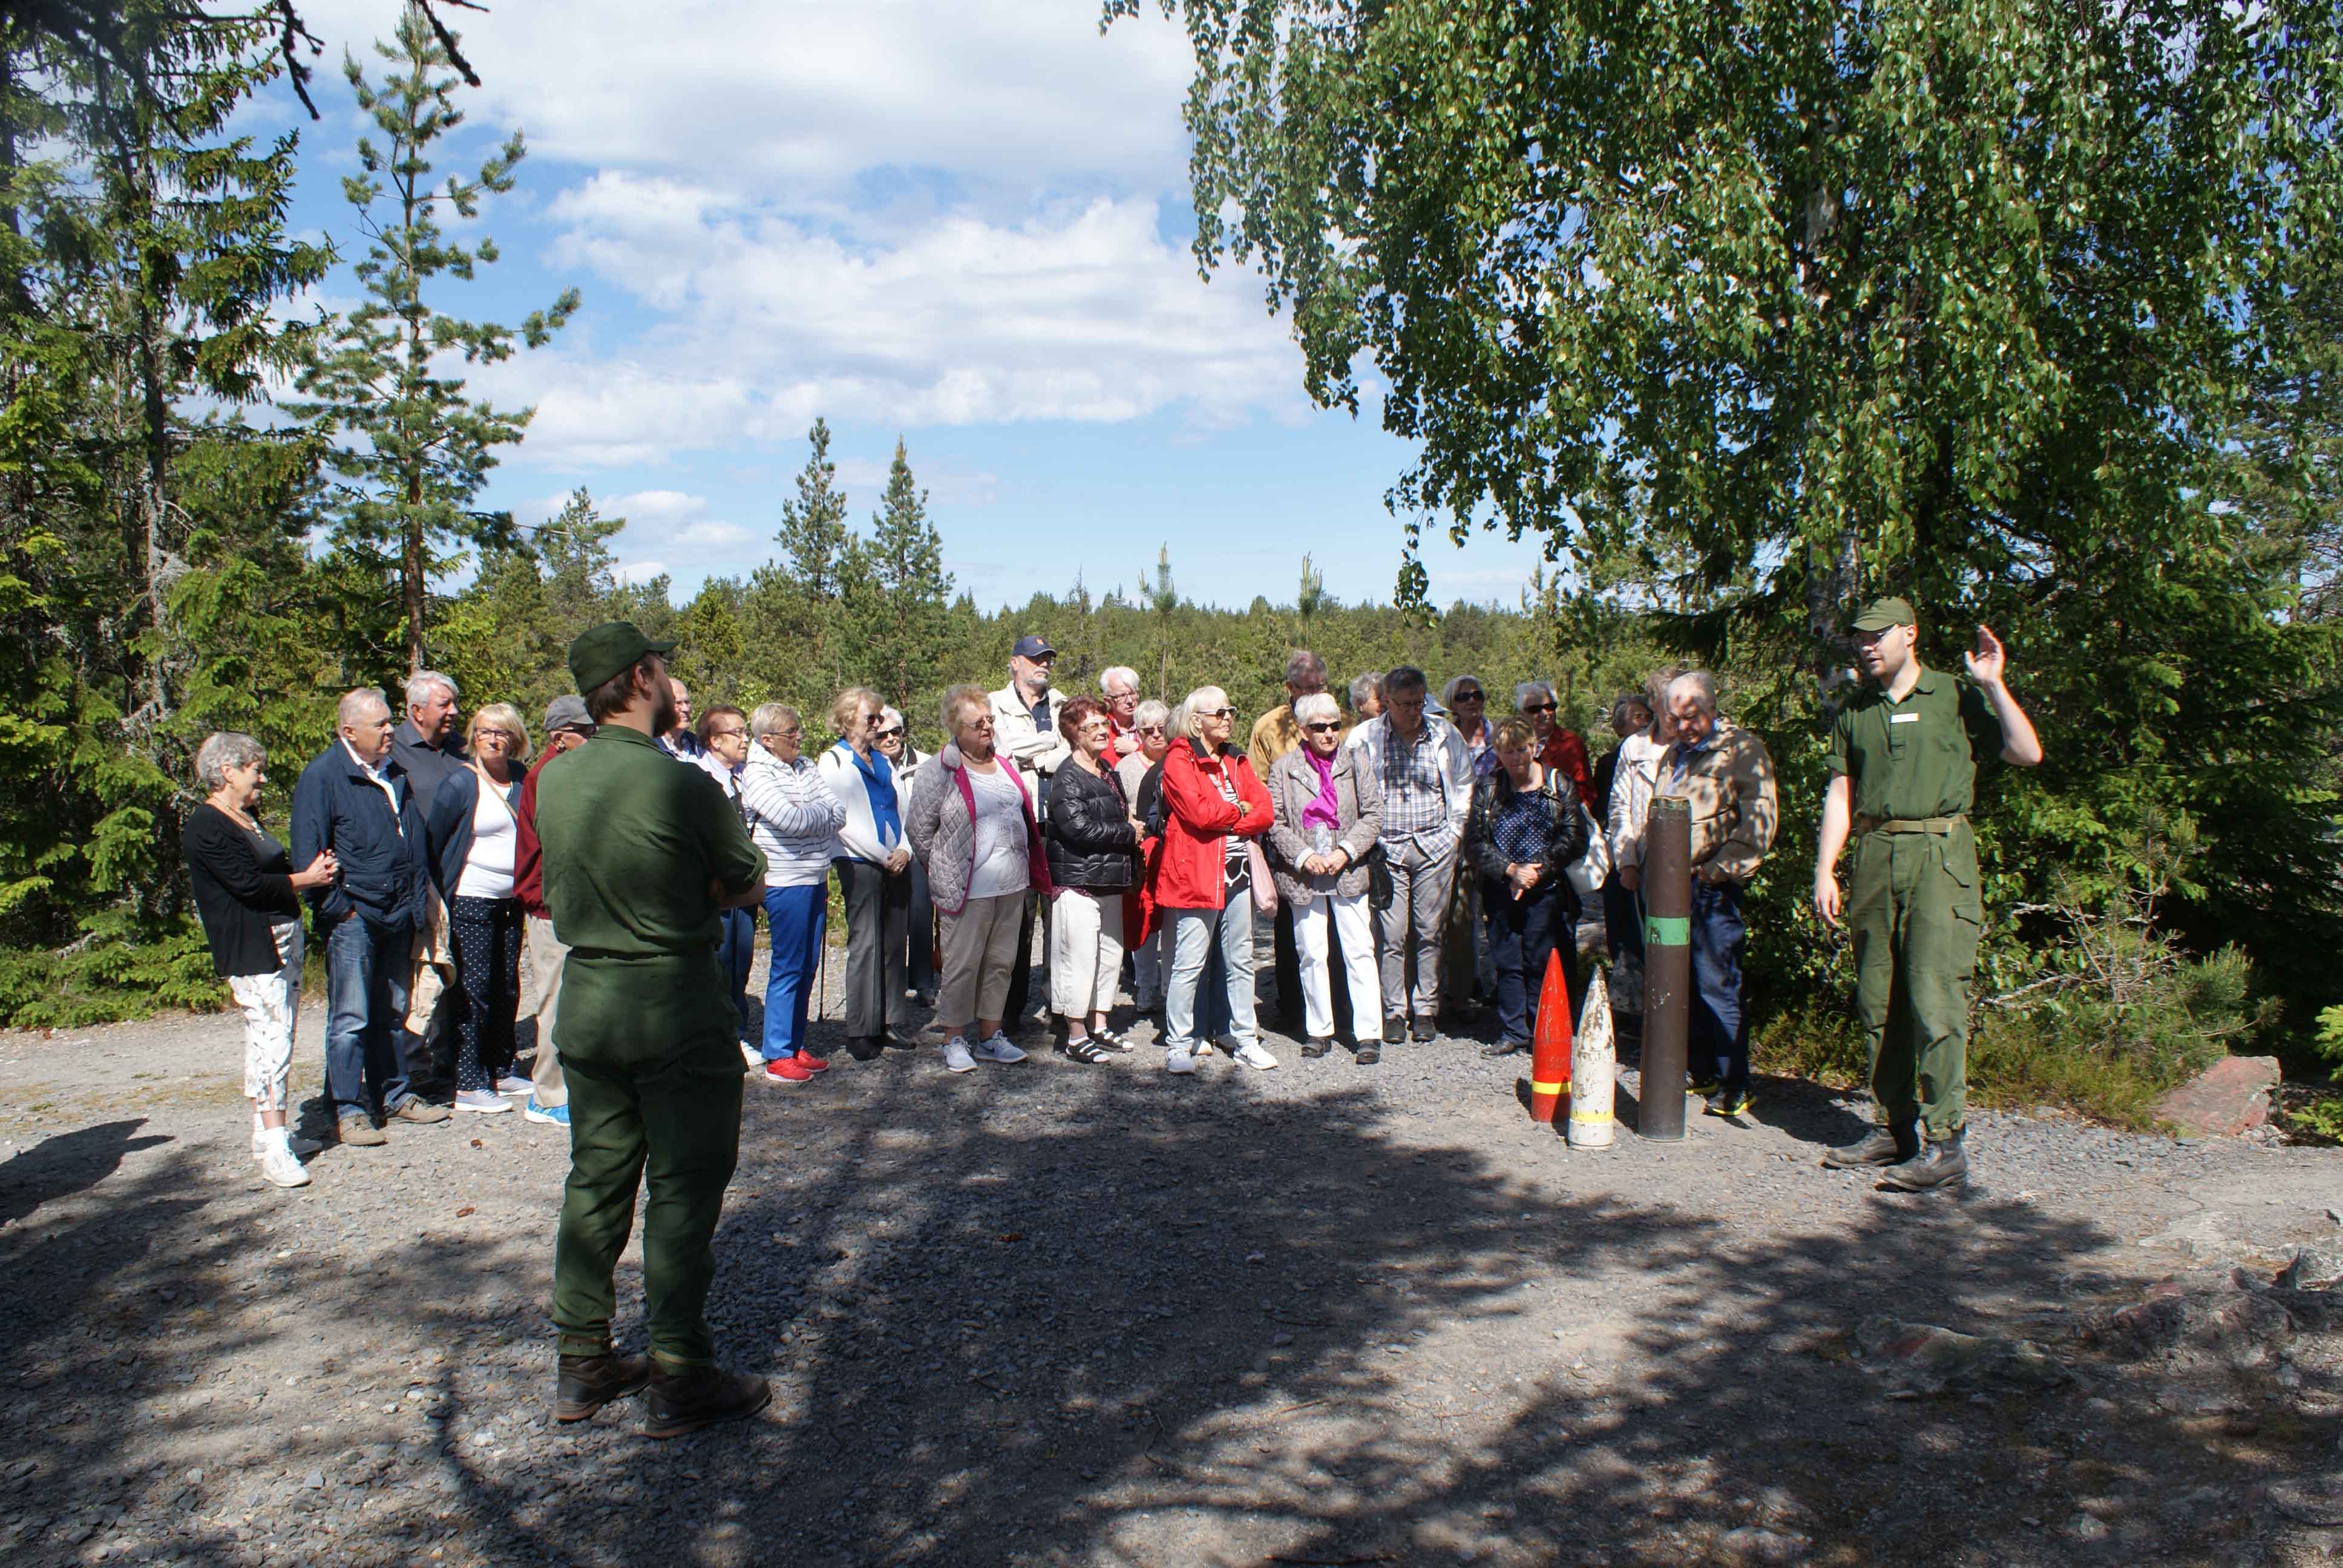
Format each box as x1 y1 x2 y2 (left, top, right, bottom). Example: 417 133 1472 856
1814 598 2043 1192
535 622 772 1436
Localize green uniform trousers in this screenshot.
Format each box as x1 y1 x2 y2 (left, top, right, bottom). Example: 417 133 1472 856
1847 824 1984 1139
551 952 745 1368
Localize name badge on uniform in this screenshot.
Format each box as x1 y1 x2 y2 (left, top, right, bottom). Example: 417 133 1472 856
1890 713 1920 724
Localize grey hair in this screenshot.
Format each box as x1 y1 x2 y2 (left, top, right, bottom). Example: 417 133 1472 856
1440 673 1486 706
1133 698 1170 731
1384 665 1428 697
1515 680 1556 708
941 682 991 735
880 705 904 729
1101 665 1140 697
749 702 801 743
338 687 389 728
1282 648 1326 689
405 670 458 708
1175 687 1227 744
1349 672 1384 710
1665 670 1719 714
194 731 264 791
1610 694 1650 729
1293 692 1340 727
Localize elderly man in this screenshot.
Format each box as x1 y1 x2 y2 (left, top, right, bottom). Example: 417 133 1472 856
991 635 1070 1024
1515 681 1594 800
1351 666 1472 1051
292 688 451 1146
1643 671 1779 1119
1817 598 2043 1192
387 671 468 1090
1248 650 1329 1032
537 622 771 1438
512 694 598 1127
1101 667 1144 758
658 678 703 760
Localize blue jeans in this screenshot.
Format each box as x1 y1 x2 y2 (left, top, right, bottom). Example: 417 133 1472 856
761 883 827 1060
324 915 415 1122
1486 878 1573 1046
1690 879 1749 1091
1164 901 1256 1053
716 906 756 1040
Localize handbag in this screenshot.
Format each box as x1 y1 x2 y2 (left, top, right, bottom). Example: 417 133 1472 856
1565 802 1613 898
1364 843 1394 912
1247 839 1279 916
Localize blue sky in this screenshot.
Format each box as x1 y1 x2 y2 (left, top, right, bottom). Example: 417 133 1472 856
257 1 1558 612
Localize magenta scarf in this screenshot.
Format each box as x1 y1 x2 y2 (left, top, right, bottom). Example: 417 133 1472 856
1300 748 1340 833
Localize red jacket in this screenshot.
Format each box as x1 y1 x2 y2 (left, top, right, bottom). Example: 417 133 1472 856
1541 728 1594 803
1150 739 1273 912
511 743 582 920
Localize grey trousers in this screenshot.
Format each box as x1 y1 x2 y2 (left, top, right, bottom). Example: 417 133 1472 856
1377 834 1459 1021
525 913 570 1107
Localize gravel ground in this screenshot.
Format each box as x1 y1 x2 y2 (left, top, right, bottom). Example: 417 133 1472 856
1 927 2339 1568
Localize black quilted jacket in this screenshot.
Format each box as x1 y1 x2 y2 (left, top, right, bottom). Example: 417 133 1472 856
1045 760 1139 891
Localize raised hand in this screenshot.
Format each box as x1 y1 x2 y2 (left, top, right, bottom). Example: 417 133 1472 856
1964 624 2007 687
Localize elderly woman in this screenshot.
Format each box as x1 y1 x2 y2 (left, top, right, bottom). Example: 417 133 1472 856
1443 675 1493 766
692 704 756 1047
876 706 937 1007
424 704 535 1114
1156 685 1276 1073
741 702 845 1083
819 687 914 1061
1116 698 1173 1012
908 684 1051 1073
186 732 338 1188
1265 693 1384 1057
1466 716 1591 1057
1514 681 1595 800
1046 696 1142 1061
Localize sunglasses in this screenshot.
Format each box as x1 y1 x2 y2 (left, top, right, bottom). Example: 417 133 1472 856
1453 691 1484 702
1138 724 1165 737
1523 701 1557 714
874 726 903 739
1303 721 1342 734
1201 707 1236 720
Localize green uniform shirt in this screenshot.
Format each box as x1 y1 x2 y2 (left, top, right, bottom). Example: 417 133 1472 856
536 724 765 957
1826 667 2005 821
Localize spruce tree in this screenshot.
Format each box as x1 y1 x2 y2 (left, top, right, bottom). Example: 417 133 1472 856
846 439 952 718
293 1 575 675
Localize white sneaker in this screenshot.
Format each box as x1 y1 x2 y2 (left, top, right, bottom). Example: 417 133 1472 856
258 1143 310 1189
741 1042 762 1068
1193 1041 1216 1058
970 1033 1027 1065
491 1075 531 1097
1165 1047 1197 1075
1234 1042 1279 1071
942 1037 977 1074
454 1088 511 1114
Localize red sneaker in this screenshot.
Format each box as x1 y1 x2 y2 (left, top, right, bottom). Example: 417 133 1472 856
762 1056 816 1084
796 1052 830 1073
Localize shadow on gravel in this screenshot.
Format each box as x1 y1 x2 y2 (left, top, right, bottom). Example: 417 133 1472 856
0 1119 171 1228
3 1056 2327 1567
356 1062 2322 1567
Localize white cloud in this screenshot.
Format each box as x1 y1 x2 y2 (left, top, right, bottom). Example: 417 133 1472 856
615 560 670 586
482 185 1300 460
291 0 1197 208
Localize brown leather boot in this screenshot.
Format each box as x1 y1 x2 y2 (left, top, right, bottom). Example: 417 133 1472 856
555 1352 650 1423
641 1364 772 1440
1822 1115 1919 1170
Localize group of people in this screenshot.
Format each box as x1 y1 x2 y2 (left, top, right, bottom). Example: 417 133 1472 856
181 594 2039 1436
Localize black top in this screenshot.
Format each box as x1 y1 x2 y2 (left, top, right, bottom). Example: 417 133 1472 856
1045 760 1139 891
184 803 301 978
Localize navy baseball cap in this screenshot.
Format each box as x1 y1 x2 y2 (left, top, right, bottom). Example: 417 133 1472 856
1012 635 1055 659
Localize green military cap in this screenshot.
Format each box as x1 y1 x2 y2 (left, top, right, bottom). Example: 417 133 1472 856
568 621 675 694
1851 595 1917 632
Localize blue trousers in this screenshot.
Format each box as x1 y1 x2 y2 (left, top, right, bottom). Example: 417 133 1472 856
761 883 827 1060
323 915 415 1122
716 906 756 1041
1484 878 1574 1047
1690 879 1749 1091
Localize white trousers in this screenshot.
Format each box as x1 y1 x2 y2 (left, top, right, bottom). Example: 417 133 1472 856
1049 888 1126 1017
1295 889 1383 1040
229 921 304 1114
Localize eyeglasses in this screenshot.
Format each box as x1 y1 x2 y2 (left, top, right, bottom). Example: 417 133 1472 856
706 727 746 741
1302 721 1342 734
1138 724 1165 737
770 727 802 741
1523 701 1557 714
1201 707 1236 720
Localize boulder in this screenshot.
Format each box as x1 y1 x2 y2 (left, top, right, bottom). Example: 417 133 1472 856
1854 1316 2070 1394
2276 1246 2343 1292
2155 1056 2280 1137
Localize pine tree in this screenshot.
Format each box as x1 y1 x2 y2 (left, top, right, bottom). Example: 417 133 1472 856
776 417 851 599
292 1 576 675
845 439 952 716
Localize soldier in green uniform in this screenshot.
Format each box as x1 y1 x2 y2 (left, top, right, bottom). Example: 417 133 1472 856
1813 598 2043 1191
534 623 773 1436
